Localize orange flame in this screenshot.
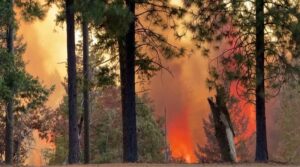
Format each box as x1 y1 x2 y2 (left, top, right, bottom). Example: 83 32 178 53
168 107 197 163
229 81 256 143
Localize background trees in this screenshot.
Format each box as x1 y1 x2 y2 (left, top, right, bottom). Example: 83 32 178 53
47 87 166 164
274 82 300 163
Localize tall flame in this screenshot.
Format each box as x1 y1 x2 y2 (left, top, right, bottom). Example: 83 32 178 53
229 81 256 143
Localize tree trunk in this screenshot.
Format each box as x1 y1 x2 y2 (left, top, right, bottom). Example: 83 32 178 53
207 90 236 162
66 0 80 164
119 0 137 162
82 19 90 164
255 0 268 162
5 100 14 165
5 0 14 164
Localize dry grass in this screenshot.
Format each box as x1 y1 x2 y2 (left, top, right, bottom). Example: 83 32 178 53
48 163 296 167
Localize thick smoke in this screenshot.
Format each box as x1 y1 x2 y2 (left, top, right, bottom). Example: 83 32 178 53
18 7 66 166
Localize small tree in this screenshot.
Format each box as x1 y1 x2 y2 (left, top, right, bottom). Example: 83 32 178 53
48 87 165 164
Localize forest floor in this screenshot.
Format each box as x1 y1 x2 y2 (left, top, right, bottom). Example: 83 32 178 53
49 163 296 167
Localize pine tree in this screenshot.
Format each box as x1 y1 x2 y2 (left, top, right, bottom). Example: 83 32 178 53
48 0 186 162
184 0 300 161
65 0 80 163
255 0 267 161
118 0 137 162
5 0 14 164
0 0 48 164
118 0 186 161
81 19 90 164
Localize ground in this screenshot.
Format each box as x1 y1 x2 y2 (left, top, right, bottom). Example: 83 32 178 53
49 163 293 167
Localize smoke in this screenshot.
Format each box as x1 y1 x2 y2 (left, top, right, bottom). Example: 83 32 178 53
18 7 66 166
146 37 216 162
17 0 264 165
18 7 67 107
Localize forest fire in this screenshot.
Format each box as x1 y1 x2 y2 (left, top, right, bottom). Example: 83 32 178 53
3 0 300 165
237 104 256 142
16 1 257 165
18 6 66 166
148 55 211 163
229 82 256 143
167 108 197 163
18 20 258 167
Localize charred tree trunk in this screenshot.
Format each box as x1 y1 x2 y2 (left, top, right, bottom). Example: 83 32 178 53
119 0 137 162
66 0 80 163
255 0 268 162
5 0 14 164
207 88 236 162
82 19 90 164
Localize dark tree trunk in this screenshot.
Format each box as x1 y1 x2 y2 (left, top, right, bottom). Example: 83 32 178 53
66 0 80 164
255 0 268 162
119 0 137 162
5 0 14 164
5 101 14 165
82 19 90 164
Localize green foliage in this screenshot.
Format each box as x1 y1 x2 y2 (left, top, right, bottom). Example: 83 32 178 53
15 0 46 22
0 48 54 112
0 1 53 165
132 0 187 80
0 0 46 25
0 1 53 163
185 0 300 102
48 87 165 164
47 0 132 38
96 66 118 86
136 96 165 162
0 1 11 26
49 0 188 82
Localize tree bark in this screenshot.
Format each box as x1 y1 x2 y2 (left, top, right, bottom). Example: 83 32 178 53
255 0 268 162
119 0 137 162
66 0 80 164
5 0 14 164
207 96 235 162
82 19 90 164
206 87 236 162
5 101 14 165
